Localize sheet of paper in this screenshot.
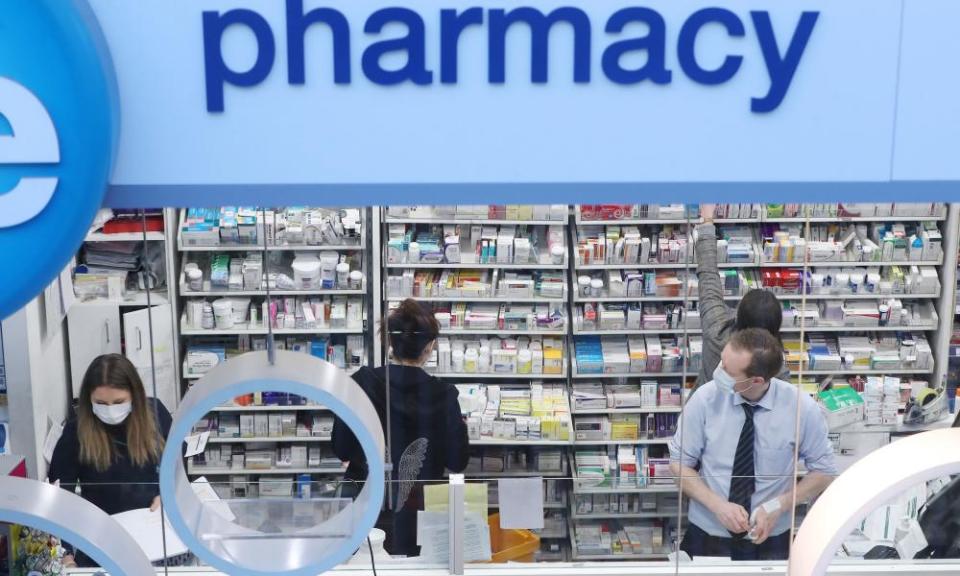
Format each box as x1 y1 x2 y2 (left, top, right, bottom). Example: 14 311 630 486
423 483 488 517
497 477 544 529
191 476 236 521
184 431 210 457
417 511 491 563
111 507 188 561
895 518 929 560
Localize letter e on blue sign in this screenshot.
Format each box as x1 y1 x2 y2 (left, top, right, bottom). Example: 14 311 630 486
0 0 119 319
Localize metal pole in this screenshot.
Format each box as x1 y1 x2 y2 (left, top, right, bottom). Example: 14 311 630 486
140 210 169 576
261 208 276 365
932 203 959 390
448 473 465 575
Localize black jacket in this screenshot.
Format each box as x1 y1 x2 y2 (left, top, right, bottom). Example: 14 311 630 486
332 365 470 555
48 398 171 515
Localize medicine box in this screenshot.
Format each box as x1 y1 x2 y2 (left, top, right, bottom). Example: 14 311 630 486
818 386 865 429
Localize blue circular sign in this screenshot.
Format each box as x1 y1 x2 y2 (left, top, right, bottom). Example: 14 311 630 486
0 0 119 319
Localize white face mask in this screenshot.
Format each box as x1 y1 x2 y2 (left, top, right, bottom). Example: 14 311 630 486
92 402 132 425
713 364 761 396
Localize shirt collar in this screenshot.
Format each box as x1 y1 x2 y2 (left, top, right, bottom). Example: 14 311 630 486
732 379 778 411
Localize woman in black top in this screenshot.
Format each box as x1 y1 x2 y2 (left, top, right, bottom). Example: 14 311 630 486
49 354 171 566
333 299 469 557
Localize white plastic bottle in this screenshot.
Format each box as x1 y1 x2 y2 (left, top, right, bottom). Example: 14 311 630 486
452 349 464 373
478 345 491 373
464 348 478 373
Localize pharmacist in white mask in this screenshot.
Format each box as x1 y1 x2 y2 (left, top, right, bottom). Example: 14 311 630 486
49 354 171 566
669 329 836 561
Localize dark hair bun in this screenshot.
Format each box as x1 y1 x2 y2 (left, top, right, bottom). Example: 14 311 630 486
387 299 440 361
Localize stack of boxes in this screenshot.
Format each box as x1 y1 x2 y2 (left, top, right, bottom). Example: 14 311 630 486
181 207 361 248
387 269 568 299
387 204 568 222
863 376 901 426
574 413 679 442
761 221 943 265
433 335 564 375
458 384 572 442
427 302 567 332
572 382 683 411
574 336 698 375
573 521 671 557
574 493 679 516
386 223 566 266
575 225 689 266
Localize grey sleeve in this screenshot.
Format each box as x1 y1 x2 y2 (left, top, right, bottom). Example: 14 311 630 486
695 223 733 384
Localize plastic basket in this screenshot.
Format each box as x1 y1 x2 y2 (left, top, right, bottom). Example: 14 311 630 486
486 513 540 563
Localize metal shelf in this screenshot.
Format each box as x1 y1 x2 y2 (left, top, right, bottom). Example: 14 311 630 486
759 259 943 268
797 367 934 376
490 501 568 510
430 372 568 380
208 404 329 412
763 215 946 223
179 317 364 336
573 291 941 303
207 436 331 444
181 287 365 298
575 214 945 225
78 292 170 307
571 510 680 521
188 366 361 381
572 483 678 495
575 261 751 270
573 325 936 335
386 262 567 270
572 407 682 415
571 371 689 379
178 244 363 253
469 438 571 446
458 469 569 479
388 296 567 303
85 231 166 242
573 329 702 336
439 328 567 336
187 465 346 475
573 439 671 446
780 324 938 333
576 217 695 225
385 218 565 225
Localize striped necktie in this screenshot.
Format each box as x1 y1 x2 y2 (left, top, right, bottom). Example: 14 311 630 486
728 403 756 529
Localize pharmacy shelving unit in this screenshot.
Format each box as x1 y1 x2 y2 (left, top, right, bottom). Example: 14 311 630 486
380 206 573 559
566 202 958 560
66 209 181 407
569 205 705 560
175 207 376 489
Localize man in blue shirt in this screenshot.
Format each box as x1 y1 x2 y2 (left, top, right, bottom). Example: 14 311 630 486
669 328 837 560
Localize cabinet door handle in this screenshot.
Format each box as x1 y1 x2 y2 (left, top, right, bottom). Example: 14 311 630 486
137 327 143 351
104 320 110 343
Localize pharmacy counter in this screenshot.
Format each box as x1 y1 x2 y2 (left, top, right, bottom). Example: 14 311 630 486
65 560 960 576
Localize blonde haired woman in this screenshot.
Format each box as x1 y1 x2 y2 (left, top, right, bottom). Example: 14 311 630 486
49 354 171 565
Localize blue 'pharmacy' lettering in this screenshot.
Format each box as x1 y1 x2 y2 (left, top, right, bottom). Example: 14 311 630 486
202 1 819 114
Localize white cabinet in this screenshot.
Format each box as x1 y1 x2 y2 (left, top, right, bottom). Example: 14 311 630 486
122 304 177 413
67 302 121 397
